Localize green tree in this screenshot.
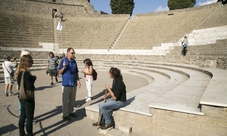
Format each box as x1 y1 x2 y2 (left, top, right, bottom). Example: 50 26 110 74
168 0 196 10
110 0 135 16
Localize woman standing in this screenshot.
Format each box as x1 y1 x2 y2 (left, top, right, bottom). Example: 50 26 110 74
82 58 94 102
92 67 127 129
15 55 36 136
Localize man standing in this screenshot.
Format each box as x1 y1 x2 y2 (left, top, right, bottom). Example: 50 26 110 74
58 47 81 121
2 55 18 96
47 52 58 85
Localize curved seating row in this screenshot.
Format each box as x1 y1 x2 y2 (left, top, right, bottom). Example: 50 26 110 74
85 60 213 116
1 59 226 114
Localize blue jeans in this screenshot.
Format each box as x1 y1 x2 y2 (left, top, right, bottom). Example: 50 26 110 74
99 98 126 124
18 100 21 116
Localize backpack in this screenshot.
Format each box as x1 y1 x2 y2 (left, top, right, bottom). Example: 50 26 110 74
93 69 97 81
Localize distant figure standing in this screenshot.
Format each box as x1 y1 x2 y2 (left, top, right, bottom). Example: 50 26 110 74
62 52 65 58
2 55 18 96
47 52 58 85
52 9 58 18
58 47 81 121
181 36 188 56
60 12 64 21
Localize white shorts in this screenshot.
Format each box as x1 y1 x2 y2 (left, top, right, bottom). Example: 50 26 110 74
4 77 14 85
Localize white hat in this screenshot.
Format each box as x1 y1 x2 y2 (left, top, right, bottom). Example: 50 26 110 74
20 49 31 58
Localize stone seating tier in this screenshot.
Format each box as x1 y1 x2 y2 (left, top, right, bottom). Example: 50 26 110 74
115 3 221 49
57 16 129 49
1 57 226 135
83 60 227 136
0 10 54 49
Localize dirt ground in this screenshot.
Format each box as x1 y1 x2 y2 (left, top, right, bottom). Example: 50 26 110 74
0 70 148 136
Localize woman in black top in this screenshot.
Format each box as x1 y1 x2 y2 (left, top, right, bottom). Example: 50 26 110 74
92 67 126 129
15 55 36 136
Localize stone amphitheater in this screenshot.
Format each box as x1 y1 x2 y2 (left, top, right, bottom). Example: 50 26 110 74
0 0 227 136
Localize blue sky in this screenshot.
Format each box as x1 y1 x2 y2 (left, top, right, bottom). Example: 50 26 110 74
90 0 218 14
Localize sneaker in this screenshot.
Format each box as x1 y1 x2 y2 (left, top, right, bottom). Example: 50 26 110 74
62 116 70 121
55 78 58 83
5 92 8 97
85 97 91 102
51 82 54 85
9 92 14 96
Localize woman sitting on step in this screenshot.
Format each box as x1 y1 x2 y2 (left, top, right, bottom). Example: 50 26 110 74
92 67 127 129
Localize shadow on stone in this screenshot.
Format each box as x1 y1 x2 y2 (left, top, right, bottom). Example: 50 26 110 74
33 106 85 136
7 105 19 118
0 124 18 135
35 85 55 91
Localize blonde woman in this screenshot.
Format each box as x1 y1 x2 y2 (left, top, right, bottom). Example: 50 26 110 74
15 55 36 136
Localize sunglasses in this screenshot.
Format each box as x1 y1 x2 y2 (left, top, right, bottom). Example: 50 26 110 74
70 52 75 55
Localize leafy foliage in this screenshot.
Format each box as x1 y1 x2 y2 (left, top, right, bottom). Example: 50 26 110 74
110 0 135 16
168 0 196 10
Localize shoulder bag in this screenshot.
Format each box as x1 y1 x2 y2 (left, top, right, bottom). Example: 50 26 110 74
3 62 14 76
19 71 34 100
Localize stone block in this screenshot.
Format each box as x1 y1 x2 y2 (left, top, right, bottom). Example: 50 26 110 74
155 120 165 127
202 105 227 119
163 122 176 130
156 127 179 136
106 129 123 136
119 124 132 134
98 127 111 135
131 125 144 135
187 128 212 136
121 116 136 125
178 118 201 129
214 118 227 128
153 112 166 120
127 113 147 122
168 111 190 119
165 116 180 123
145 116 154 124
189 115 215 125
136 121 153 130
202 123 227 135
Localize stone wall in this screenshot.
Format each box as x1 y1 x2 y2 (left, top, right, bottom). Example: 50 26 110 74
109 105 227 136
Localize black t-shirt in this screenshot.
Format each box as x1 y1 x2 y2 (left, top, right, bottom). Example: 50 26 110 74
17 71 36 91
112 80 126 102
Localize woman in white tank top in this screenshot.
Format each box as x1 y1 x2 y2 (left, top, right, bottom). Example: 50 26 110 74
82 58 94 102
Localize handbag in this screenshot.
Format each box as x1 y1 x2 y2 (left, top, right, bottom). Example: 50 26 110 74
19 71 34 100
93 69 97 81
3 62 14 76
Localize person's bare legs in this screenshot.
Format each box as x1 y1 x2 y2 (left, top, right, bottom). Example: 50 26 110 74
55 76 58 83
50 76 53 85
9 84 13 95
4 84 9 96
